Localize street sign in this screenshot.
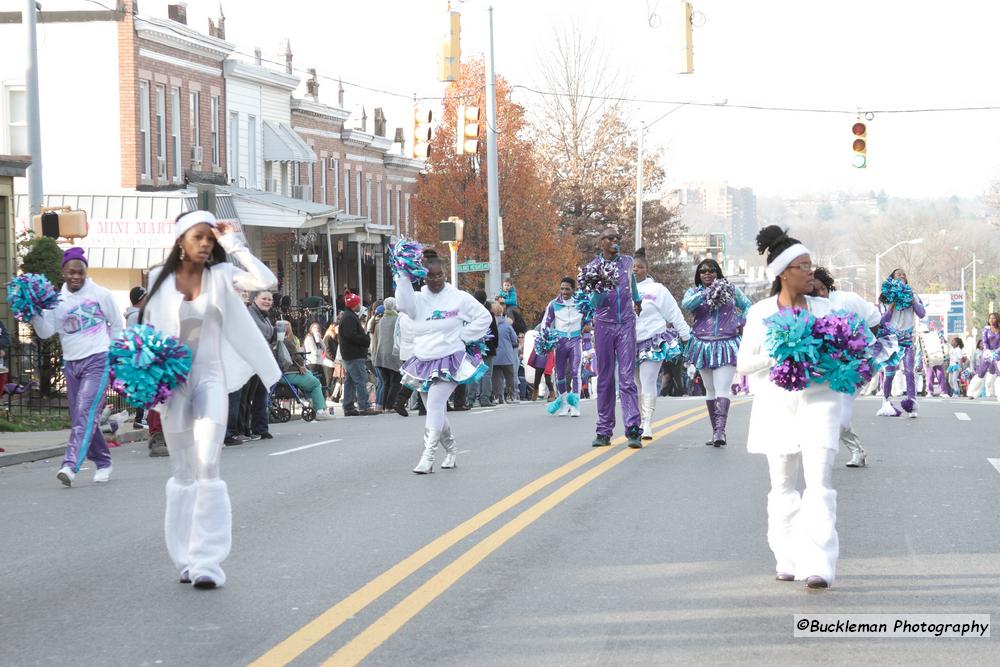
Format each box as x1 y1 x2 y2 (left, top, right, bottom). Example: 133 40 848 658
457 261 490 273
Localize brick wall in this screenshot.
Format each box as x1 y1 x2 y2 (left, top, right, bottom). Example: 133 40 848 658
117 1 138 189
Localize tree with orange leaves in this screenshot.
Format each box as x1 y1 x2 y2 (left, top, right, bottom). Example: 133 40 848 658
411 58 578 323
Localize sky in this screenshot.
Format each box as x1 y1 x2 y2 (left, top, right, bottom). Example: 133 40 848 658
29 0 1000 198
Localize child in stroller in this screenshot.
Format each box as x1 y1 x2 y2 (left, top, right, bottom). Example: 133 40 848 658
268 376 317 423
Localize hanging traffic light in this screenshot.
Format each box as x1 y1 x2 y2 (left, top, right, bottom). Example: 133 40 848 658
413 107 433 159
454 105 480 155
852 121 867 169
438 11 461 82
679 1 694 74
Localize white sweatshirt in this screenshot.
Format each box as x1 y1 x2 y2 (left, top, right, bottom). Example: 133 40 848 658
394 279 491 361
31 278 123 361
635 277 691 342
827 290 880 328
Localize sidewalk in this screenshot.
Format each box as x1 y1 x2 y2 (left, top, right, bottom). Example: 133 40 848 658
0 424 149 468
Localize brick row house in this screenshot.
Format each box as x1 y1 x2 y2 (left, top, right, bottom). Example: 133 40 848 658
0 0 422 314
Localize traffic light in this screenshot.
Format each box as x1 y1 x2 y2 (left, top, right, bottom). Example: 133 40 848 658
413 107 432 159
438 11 461 82
679 1 694 74
852 121 867 168
455 105 480 155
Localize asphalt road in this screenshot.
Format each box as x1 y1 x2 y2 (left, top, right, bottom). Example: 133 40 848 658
1 395 997 666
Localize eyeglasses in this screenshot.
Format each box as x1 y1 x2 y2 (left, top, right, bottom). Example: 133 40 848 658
698 268 716 274
789 262 814 272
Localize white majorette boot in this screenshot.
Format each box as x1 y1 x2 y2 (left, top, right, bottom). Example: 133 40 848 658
876 400 900 417
640 394 656 440
164 477 197 580
186 480 232 589
440 426 458 469
413 428 440 474
566 391 580 417
546 393 564 416
840 427 867 468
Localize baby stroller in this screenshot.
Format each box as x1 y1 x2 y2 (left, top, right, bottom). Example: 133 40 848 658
268 376 316 423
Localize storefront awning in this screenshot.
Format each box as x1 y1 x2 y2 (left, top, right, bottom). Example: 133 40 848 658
223 186 338 229
14 191 242 270
263 121 316 163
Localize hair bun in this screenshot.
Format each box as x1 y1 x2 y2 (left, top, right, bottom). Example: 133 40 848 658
755 225 788 256
635 246 647 259
422 248 439 260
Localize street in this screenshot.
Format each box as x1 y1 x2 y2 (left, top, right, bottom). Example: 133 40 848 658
1 396 998 666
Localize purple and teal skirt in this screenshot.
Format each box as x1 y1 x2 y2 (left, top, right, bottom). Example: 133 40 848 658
975 350 998 378
400 350 488 393
684 335 740 370
637 330 682 364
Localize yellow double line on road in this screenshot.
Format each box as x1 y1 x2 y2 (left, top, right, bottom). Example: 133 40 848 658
252 403 721 666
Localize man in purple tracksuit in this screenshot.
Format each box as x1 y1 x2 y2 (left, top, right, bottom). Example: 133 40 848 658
31 247 123 487
587 228 643 448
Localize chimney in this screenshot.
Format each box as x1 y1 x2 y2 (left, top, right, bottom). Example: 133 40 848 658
360 107 367 133
284 40 293 75
306 68 319 101
208 18 217 38
167 2 187 25
217 4 226 40
338 78 345 107
254 47 262 66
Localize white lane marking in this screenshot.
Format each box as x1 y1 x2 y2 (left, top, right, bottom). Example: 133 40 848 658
475 409 496 414
989 459 1000 475
269 439 342 456
955 412 971 421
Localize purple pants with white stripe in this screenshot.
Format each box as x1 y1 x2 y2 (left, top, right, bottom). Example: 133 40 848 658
62 352 112 472
554 336 582 394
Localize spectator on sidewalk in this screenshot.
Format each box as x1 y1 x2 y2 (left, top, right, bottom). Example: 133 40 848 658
275 320 330 419
303 321 324 379
123 286 147 428
375 297 402 413
491 303 519 403
226 290 275 444
339 292 376 416
498 279 518 310
465 289 498 408
30 247 122 487
0 317 10 392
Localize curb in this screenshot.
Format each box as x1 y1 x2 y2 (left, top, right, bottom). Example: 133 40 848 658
0 429 149 469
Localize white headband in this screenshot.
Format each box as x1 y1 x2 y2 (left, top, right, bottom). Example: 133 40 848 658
175 210 218 239
765 243 811 280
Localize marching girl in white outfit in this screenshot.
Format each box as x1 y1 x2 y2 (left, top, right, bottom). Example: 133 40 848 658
737 226 840 589
140 211 280 589
811 267 881 468
395 251 492 474
633 249 690 439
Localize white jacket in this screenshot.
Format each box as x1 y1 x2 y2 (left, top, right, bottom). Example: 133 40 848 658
736 295 840 455
394 279 491 361
635 277 690 342
142 233 280 393
31 278 123 361
828 290 880 328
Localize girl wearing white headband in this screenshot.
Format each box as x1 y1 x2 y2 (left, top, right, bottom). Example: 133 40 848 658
139 210 280 589
737 225 840 590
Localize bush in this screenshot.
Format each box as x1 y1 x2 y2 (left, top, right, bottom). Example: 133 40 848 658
21 236 64 288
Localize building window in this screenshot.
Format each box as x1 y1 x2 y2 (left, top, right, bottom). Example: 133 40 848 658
376 181 383 225
211 96 220 167
332 158 340 209
189 91 200 156
229 111 239 184
404 194 410 236
155 85 165 178
139 81 150 178
355 170 362 217
344 167 351 214
5 86 27 155
394 190 401 231
248 115 257 188
386 190 392 232
319 158 327 204
305 160 313 200
170 87 181 181
365 177 372 221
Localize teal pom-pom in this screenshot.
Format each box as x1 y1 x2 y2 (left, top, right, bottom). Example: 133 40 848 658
389 238 427 280
764 308 822 365
108 324 192 409
6 273 60 322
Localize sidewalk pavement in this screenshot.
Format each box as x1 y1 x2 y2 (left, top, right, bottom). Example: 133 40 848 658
0 424 149 468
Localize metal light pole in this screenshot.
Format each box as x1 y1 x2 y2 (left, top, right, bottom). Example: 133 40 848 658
485 6 502 298
874 237 923 296
634 121 645 249
25 0 44 215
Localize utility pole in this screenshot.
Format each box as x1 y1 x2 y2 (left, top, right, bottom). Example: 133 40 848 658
485 6 502 298
25 0 44 215
634 122 645 249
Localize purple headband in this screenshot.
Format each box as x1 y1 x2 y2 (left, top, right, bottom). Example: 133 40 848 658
61 247 88 267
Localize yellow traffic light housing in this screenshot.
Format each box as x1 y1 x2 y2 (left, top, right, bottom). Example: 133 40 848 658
413 108 433 159
455 105 480 155
852 121 867 169
679 1 694 74
438 11 461 82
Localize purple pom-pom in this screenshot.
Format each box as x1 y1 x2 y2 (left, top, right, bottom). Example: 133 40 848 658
705 278 735 309
769 359 812 391
576 258 620 294
901 397 915 413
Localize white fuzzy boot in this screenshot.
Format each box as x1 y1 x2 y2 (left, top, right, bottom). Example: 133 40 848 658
186 480 232 588
164 477 197 576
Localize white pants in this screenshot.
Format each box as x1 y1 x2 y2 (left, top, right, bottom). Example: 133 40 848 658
700 365 736 400
637 360 660 398
840 392 854 429
765 447 839 583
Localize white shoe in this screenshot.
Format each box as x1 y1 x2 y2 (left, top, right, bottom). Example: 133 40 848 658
313 411 333 421
57 466 75 487
93 466 112 483
875 400 899 417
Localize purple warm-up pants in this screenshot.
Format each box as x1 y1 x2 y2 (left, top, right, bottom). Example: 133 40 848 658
554 336 582 395
882 346 916 400
594 322 639 435
63 352 113 472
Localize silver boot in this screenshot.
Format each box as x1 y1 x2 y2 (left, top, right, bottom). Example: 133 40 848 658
440 426 458 469
640 395 656 440
840 426 867 468
413 428 441 474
